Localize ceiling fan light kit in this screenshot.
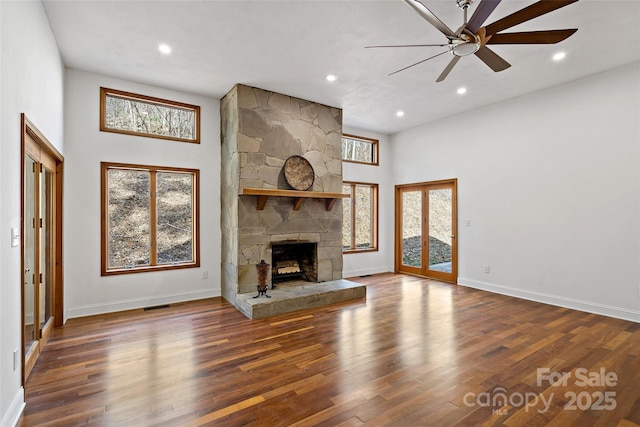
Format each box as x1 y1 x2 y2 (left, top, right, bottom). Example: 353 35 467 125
452 40 480 57
368 0 579 82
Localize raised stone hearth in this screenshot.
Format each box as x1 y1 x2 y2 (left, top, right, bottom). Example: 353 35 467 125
236 280 366 320
220 84 365 318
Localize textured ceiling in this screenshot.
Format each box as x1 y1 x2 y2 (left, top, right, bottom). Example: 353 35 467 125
42 0 640 135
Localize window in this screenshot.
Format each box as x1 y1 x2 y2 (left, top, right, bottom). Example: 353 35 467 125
342 134 379 165
101 162 199 275
342 182 378 253
100 87 200 143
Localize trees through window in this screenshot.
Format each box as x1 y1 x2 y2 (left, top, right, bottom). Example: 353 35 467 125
342 182 378 253
100 87 200 143
101 162 199 275
342 134 378 165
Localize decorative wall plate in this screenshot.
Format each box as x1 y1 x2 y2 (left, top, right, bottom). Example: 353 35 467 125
284 155 314 190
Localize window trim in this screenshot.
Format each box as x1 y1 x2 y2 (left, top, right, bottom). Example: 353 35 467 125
100 162 200 276
100 87 201 144
342 134 379 166
342 181 379 254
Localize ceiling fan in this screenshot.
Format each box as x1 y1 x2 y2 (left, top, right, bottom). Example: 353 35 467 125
367 0 579 82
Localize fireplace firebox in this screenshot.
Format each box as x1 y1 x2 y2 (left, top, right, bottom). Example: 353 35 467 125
271 242 318 285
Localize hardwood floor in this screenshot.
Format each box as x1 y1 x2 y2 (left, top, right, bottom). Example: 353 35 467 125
18 273 640 426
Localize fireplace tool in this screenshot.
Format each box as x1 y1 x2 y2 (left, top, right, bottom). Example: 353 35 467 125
254 260 271 298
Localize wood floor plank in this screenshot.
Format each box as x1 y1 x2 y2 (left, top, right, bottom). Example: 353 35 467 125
18 273 640 426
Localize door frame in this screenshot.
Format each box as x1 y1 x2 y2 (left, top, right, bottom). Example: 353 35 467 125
394 179 458 283
21 114 64 383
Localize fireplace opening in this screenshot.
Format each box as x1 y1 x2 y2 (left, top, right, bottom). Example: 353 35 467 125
271 242 317 285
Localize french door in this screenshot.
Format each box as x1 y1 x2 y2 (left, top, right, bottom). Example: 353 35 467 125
395 179 457 283
22 115 63 382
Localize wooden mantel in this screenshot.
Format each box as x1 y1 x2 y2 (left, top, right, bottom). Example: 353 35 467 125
241 188 349 211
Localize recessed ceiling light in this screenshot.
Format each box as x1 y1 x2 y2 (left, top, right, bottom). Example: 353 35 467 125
457 87 467 95
158 44 172 54
325 74 338 82
553 51 566 61
396 111 405 117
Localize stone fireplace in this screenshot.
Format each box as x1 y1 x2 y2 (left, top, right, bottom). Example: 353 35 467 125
220 84 364 319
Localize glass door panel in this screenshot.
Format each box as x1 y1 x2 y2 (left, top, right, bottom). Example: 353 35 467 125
400 189 423 271
40 166 54 329
428 188 453 274
24 156 37 356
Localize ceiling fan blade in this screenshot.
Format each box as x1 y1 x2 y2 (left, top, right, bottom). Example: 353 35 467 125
436 56 461 82
389 50 449 76
366 43 450 48
474 46 511 72
484 0 579 35
403 0 457 38
466 0 502 33
486 29 577 44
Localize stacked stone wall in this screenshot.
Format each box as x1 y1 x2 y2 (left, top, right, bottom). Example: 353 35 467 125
221 85 344 299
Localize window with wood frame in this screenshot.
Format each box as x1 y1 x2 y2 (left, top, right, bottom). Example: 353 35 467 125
101 162 200 275
342 134 379 165
100 87 200 143
342 182 378 253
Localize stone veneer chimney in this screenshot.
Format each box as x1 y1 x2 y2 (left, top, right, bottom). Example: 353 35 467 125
220 84 344 306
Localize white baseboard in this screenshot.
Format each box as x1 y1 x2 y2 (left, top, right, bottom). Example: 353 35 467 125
458 277 640 323
343 267 391 279
1 387 25 427
64 289 220 322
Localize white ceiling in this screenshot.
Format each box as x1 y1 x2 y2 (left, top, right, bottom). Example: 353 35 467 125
42 0 640 135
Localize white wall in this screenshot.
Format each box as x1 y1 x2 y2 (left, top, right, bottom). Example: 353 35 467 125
342 127 394 278
391 62 640 322
63 69 221 320
0 1 65 426
1 9 636 427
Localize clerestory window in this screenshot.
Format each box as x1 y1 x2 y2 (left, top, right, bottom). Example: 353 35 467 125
100 87 200 143
342 134 379 165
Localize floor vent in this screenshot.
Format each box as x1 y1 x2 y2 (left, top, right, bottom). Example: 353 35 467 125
359 274 371 278
144 304 170 311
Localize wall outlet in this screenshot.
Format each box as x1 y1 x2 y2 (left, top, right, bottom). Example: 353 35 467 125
465 219 471 227
484 265 490 274
13 349 18 371
202 270 208 279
